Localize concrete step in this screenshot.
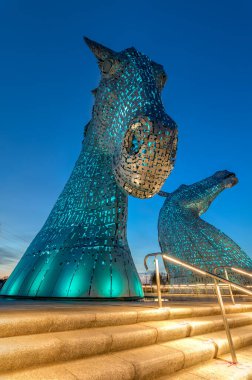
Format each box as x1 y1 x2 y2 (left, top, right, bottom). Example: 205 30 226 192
0 313 252 374
1 302 252 338
158 345 252 379
1 325 252 379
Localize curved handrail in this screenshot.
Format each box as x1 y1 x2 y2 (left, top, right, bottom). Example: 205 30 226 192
214 265 252 279
144 252 252 364
144 253 252 297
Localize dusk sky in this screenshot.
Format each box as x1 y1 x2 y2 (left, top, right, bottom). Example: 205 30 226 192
1 0 252 277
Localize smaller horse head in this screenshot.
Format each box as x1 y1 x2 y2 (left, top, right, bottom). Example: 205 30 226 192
158 171 252 285
159 170 238 216
84 37 178 199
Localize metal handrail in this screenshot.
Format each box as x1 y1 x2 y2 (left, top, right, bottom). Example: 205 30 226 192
144 252 252 365
214 265 252 279
230 267 252 278
213 266 252 305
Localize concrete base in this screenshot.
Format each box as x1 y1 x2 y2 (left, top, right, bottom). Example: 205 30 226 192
0 295 143 301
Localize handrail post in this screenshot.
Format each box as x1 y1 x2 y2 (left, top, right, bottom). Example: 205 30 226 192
144 252 252 363
214 279 237 364
224 268 235 305
154 257 162 308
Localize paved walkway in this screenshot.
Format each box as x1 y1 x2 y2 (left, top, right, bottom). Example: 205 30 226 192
0 297 241 313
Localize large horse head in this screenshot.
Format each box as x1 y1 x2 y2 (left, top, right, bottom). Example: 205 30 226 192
159 170 238 216
84 37 178 199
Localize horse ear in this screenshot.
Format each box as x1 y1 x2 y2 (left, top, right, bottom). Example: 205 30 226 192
84 37 115 61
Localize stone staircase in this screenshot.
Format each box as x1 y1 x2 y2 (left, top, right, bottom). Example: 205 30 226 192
0 301 252 379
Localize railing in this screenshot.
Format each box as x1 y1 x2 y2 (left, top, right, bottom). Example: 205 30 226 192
142 283 244 299
213 266 252 305
144 252 252 364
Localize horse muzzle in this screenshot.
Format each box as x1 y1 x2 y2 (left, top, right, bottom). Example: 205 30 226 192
213 170 239 188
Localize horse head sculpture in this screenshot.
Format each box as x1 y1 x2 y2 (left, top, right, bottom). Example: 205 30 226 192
158 171 252 285
84 37 178 198
1 38 178 298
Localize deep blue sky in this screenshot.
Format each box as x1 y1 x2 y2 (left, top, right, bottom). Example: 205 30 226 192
1 0 252 277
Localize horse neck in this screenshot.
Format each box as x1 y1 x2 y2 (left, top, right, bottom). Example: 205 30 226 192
41 130 128 244
160 202 189 223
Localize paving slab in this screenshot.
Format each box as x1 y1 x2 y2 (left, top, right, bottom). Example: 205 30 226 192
161 345 252 380
0 354 135 380
161 337 216 368
113 344 185 379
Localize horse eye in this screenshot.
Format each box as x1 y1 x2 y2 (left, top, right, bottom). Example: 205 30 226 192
159 73 167 89
127 134 140 154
